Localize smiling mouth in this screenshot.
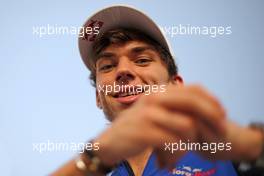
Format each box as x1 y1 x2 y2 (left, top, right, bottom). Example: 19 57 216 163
112 89 144 98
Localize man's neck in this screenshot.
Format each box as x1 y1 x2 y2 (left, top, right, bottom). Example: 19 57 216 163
127 148 152 176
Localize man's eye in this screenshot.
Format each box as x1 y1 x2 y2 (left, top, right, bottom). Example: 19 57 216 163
135 58 152 65
99 64 114 72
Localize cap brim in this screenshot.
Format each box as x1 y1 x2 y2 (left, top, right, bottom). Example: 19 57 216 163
78 5 172 71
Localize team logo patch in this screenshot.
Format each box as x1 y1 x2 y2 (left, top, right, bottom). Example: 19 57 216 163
171 165 216 176
81 20 104 42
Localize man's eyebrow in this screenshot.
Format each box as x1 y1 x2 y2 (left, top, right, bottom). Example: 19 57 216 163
97 52 115 59
130 46 156 54
95 46 155 63
96 52 115 63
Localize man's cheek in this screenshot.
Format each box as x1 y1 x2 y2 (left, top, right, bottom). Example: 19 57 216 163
101 95 117 110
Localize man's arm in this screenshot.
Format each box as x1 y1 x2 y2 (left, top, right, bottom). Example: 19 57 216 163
51 85 264 175
233 123 264 176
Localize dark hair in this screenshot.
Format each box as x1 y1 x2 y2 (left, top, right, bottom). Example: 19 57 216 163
89 28 178 86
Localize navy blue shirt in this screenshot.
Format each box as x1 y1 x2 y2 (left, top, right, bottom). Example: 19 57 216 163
110 152 237 176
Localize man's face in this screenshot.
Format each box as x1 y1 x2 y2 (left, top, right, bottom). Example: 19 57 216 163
95 40 180 121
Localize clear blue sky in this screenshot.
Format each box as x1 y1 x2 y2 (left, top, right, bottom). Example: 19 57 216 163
0 0 264 175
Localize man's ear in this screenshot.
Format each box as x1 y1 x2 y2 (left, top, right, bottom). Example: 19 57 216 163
96 90 102 109
171 74 184 86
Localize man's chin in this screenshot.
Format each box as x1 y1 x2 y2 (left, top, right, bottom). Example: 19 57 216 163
102 104 134 122
102 93 144 122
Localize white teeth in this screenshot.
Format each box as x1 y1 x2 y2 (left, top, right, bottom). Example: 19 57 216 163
129 92 135 96
118 91 143 97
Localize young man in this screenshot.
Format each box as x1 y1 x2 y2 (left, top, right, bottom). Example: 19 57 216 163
52 5 264 176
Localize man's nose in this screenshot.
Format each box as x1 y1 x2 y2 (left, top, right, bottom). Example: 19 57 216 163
115 58 135 84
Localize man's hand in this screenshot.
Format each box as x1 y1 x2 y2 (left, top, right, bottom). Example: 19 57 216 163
51 61 264 176
95 85 234 165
